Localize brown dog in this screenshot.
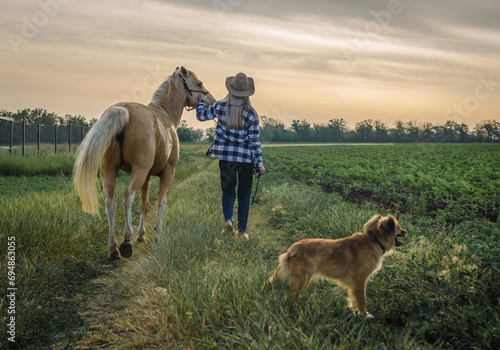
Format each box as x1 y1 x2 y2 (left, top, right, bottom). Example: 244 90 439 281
269 215 407 318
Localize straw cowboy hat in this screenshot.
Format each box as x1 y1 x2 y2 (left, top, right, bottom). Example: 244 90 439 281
225 73 255 97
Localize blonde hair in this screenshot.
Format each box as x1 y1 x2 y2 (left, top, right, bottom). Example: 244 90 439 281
223 94 258 130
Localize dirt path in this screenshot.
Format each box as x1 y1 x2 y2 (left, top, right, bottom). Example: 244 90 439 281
71 159 214 348
74 261 123 349
66 248 147 349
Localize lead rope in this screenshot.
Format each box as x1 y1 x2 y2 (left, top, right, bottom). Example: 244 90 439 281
251 169 261 205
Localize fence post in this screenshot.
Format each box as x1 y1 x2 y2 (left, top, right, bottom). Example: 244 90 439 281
22 119 25 156
38 123 41 154
10 120 13 157
55 124 58 154
68 122 71 153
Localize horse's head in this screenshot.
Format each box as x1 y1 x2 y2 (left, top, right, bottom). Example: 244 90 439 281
177 66 216 108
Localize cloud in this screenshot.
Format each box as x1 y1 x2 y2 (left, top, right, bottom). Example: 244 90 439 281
0 0 498 127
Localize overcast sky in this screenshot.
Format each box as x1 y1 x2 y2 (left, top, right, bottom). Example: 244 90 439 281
1 0 499 129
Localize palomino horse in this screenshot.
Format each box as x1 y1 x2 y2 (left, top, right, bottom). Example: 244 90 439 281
74 66 216 259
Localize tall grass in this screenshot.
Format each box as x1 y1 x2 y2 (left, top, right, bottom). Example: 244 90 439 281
0 153 75 176
0 183 106 349
0 152 156 348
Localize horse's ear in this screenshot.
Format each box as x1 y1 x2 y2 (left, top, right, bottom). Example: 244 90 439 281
180 66 188 76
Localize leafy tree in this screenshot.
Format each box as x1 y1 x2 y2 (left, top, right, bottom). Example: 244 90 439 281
291 119 312 142
205 126 216 142
0 109 13 119
355 119 374 142
327 118 347 142
420 122 434 142
373 120 388 142
61 114 88 126
442 120 460 142
261 116 292 142
405 121 420 142
177 120 204 141
88 118 98 127
456 123 470 142
391 120 406 142
432 124 446 142
474 120 500 142
313 123 330 142
10 108 58 125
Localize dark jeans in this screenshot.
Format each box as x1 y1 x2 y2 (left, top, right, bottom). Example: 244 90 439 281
219 160 254 233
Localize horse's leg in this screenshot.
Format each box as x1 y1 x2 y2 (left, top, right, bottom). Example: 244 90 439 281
103 168 120 260
119 169 149 258
154 167 175 234
136 176 151 243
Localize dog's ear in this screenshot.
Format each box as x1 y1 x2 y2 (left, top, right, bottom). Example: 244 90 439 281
380 216 396 236
364 215 382 234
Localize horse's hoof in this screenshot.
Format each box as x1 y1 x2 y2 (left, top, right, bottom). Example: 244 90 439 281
119 241 133 258
136 237 145 243
108 250 121 260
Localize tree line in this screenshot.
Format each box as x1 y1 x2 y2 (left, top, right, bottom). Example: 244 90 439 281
0 108 96 127
260 117 500 143
0 108 94 146
189 116 499 143
1 108 498 144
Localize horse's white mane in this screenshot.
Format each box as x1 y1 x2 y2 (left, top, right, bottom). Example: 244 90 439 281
150 68 198 105
150 74 175 105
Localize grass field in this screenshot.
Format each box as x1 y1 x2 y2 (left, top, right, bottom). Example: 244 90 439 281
0 143 499 349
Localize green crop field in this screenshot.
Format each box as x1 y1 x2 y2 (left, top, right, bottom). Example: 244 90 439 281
264 144 500 222
0 143 499 349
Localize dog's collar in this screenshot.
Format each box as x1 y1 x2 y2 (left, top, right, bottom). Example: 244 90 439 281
369 233 386 254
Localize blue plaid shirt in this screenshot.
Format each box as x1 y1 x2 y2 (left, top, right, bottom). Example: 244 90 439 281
196 100 264 168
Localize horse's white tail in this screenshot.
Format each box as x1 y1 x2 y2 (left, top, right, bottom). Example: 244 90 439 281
73 106 129 214
269 252 290 283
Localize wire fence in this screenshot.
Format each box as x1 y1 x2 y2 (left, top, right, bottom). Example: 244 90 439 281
0 117 90 156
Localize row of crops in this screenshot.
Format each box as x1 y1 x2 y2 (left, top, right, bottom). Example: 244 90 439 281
263 144 500 222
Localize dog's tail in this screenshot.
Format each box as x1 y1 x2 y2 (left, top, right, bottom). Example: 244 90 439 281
269 252 290 284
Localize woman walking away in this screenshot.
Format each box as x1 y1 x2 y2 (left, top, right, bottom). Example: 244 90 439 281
196 72 265 240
